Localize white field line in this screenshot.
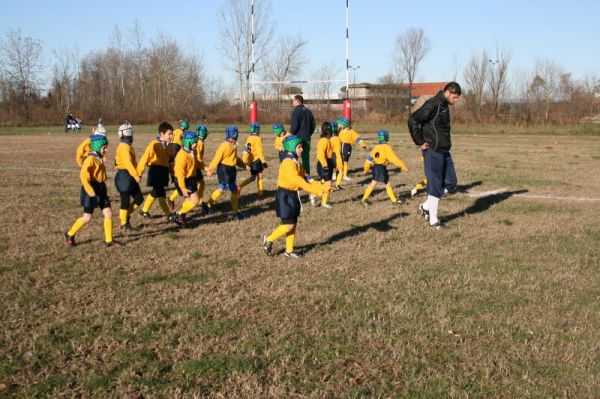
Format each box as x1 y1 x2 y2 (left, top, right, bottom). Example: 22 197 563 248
465 189 600 202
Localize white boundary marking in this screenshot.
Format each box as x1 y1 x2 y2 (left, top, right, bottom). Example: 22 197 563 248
465 189 600 202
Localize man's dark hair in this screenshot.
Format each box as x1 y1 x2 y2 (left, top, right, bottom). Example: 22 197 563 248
320 121 332 138
158 121 174 134
294 94 304 104
443 82 462 95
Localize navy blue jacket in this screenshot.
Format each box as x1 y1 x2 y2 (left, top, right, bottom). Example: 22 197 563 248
408 91 452 153
290 104 316 141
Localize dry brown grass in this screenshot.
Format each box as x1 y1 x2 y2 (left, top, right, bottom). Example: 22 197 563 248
1 127 600 397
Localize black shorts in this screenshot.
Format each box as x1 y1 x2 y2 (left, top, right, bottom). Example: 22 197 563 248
217 164 237 185
250 160 264 175
341 143 353 162
195 169 204 181
317 158 336 181
147 165 170 188
372 164 389 183
176 177 198 196
275 187 301 224
172 143 181 154
114 169 141 194
80 182 110 212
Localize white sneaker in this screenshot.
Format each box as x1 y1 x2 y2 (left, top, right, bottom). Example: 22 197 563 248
343 175 351 182
321 203 333 209
410 188 418 197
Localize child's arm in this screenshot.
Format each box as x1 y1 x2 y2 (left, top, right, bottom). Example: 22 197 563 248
352 130 367 149
136 143 152 177
242 138 251 165
76 139 89 166
120 145 141 182
386 146 409 172
257 138 267 164
283 161 329 196
207 143 225 174
364 148 376 174
174 157 189 197
80 159 96 197
316 139 329 170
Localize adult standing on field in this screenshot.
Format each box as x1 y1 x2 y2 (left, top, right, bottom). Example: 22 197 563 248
408 81 461 230
290 95 316 175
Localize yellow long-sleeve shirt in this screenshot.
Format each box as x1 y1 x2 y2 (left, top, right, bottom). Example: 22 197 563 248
243 135 267 164
172 128 184 146
174 149 199 192
273 131 291 151
316 137 333 167
115 142 140 181
339 128 366 148
364 143 409 173
196 139 206 170
277 157 329 196
76 138 92 166
137 139 174 176
330 136 343 171
208 140 245 171
80 153 106 195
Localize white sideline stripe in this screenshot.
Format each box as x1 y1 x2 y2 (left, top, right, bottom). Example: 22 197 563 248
466 189 600 202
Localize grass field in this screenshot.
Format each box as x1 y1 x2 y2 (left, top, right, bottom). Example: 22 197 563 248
1 125 600 397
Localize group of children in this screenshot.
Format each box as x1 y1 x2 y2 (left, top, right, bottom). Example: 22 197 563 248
64 117 422 257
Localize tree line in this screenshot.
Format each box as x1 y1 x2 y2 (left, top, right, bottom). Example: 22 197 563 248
1 10 599 126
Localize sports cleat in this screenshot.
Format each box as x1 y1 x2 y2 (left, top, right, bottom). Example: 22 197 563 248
392 199 404 205
140 211 151 219
104 240 122 248
200 202 210 215
361 200 370 207
309 195 316 207
63 232 75 247
410 187 418 197
262 235 273 256
321 203 333 209
168 213 187 227
343 175 351 182
119 222 138 232
418 204 430 221
284 251 302 259
429 221 448 230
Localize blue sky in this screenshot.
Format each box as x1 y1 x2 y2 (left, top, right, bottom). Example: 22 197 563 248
1 0 599 89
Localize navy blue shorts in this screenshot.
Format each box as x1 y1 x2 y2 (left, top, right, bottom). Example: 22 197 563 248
80 182 110 213
250 160 264 175
371 164 389 183
317 158 336 181
275 187 301 224
147 165 170 188
195 169 204 181
176 176 198 196
115 169 141 194
424 149 457 198
341 143 353 162
217 164 237 185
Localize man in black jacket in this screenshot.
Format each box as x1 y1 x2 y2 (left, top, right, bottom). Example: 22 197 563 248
290 95 316 175
408 82 461 229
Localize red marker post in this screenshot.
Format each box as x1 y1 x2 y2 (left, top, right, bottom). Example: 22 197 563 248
249 101 258 123
343 99 352 121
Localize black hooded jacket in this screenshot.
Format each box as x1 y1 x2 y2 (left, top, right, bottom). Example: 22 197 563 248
408 91 452 153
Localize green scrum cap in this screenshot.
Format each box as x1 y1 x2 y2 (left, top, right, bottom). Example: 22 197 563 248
282 135 303 153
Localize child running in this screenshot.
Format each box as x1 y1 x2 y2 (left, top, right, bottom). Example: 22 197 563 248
64 134 120 247
262 135 331 258
167 119 190 207
337 117 367 183
205 125 249 221
137 122 176 220
114 122 144 232
169 131 201 227
315 122 336 208
329 120 344 189
194 124 209 211
238 122 267 197
361 129 409 206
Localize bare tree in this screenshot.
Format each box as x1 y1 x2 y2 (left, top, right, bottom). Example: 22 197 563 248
309 60 340 115
263 34 307 104
393 27 430 108
52 46 80 113
528 59 563 122
0 29 44 121
218 0 273 110
463 49 489 122
487 47 511 119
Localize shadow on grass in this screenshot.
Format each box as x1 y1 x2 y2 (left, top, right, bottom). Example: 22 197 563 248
298 211 408 254
444 189 528 223
457 180 483 193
